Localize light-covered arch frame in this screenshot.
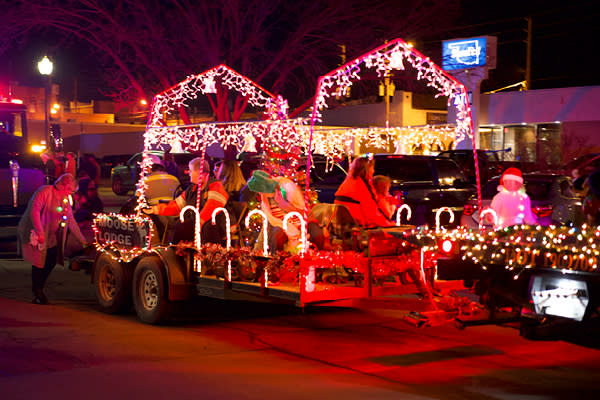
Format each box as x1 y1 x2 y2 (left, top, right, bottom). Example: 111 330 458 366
136 64 301 212
306 38 481 210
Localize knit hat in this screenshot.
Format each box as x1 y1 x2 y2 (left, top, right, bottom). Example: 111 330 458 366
500 167 523 185
247 170 278 194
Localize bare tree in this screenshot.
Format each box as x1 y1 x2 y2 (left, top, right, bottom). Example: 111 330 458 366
0 0 460 120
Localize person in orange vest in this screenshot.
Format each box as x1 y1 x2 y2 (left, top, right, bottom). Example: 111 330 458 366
334 155 393 227
144 157 228 245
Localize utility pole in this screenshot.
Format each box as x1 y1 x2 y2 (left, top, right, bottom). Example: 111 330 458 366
525 17 532 90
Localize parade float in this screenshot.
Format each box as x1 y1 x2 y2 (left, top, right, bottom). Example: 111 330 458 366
89 40 477 324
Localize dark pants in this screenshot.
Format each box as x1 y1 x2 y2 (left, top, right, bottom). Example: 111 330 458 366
32 246 58 296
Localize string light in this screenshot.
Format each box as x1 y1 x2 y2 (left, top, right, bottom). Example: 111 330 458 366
212 207 232 281
246 209 269 256
92 213 154 263
396 204 412 226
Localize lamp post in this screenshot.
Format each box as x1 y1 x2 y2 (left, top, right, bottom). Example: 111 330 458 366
37 56 53 150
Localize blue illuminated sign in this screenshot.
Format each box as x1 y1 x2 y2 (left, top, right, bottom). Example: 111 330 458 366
442 37 487 71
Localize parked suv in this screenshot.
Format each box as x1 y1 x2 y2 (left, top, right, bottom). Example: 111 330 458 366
372 154 475 227
437 149 504 185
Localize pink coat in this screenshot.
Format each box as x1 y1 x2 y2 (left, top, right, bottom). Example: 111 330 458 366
17 185 85 268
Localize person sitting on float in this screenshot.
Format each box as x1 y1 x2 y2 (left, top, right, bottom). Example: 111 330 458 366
143 157 229 245
489 167 537 228
144 154 180 206
372 174 403 220
246 170 306 254
334 154 393 227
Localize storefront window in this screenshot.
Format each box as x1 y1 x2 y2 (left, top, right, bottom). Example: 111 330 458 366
537 123 562 169
479 123 563 168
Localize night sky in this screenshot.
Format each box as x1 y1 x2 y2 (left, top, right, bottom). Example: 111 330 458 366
2 0 598 102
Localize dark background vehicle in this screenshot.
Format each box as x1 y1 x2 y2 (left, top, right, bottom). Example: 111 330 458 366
1 97 45 226
110 151 196 195
437 149 504 185
460 173 583 228
372 154 475 227
101 154 132 178
312 154 475 228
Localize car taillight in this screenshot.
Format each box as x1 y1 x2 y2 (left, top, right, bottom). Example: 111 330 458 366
532 205 553 218
463 203 477 216
438 238 456 255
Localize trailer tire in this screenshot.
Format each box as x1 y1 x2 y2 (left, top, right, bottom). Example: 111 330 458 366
133 256 173 324
94 253 132 314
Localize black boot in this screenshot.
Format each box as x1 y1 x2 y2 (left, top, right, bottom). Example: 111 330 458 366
31 267 48 305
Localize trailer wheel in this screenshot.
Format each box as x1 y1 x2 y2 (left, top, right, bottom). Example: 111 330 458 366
94 253 132 314
133 257 172 324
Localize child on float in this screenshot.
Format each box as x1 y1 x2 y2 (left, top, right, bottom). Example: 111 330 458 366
372 175 402 220
489 167 537 228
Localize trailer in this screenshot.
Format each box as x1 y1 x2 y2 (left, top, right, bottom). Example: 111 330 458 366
87 40 475 324
437 224 600 336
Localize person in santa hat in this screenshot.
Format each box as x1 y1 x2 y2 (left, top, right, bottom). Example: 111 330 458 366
489 167 537 228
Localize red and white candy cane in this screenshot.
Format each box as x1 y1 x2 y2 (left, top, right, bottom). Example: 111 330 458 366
395 204 412 226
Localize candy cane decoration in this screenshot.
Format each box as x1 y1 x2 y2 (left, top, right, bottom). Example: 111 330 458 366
435 207 455 233
283 211 307 255
180 205 201 272
396 204 412 226
246 209 269 256
479 208 498 230
212 207 232 281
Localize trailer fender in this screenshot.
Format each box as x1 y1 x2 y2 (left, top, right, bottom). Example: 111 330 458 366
151 247 194 301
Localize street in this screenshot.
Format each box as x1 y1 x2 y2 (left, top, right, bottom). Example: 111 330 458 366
2 255 600 400
2 181 600 399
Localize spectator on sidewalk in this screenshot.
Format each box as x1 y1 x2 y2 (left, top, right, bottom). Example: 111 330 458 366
65 152 77 177
40 152 56 184
17 173 87 305
79 153 100 187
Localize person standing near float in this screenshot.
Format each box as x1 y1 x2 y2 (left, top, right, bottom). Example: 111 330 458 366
17 173 87 305
489 167 537 228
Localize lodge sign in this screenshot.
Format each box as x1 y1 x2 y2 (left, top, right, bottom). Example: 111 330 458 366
94 214 151 250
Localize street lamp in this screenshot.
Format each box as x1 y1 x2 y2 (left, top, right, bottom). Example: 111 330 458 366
37 56 53 150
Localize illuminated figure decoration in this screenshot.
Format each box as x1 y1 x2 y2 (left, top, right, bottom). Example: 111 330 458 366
489 167 536 229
